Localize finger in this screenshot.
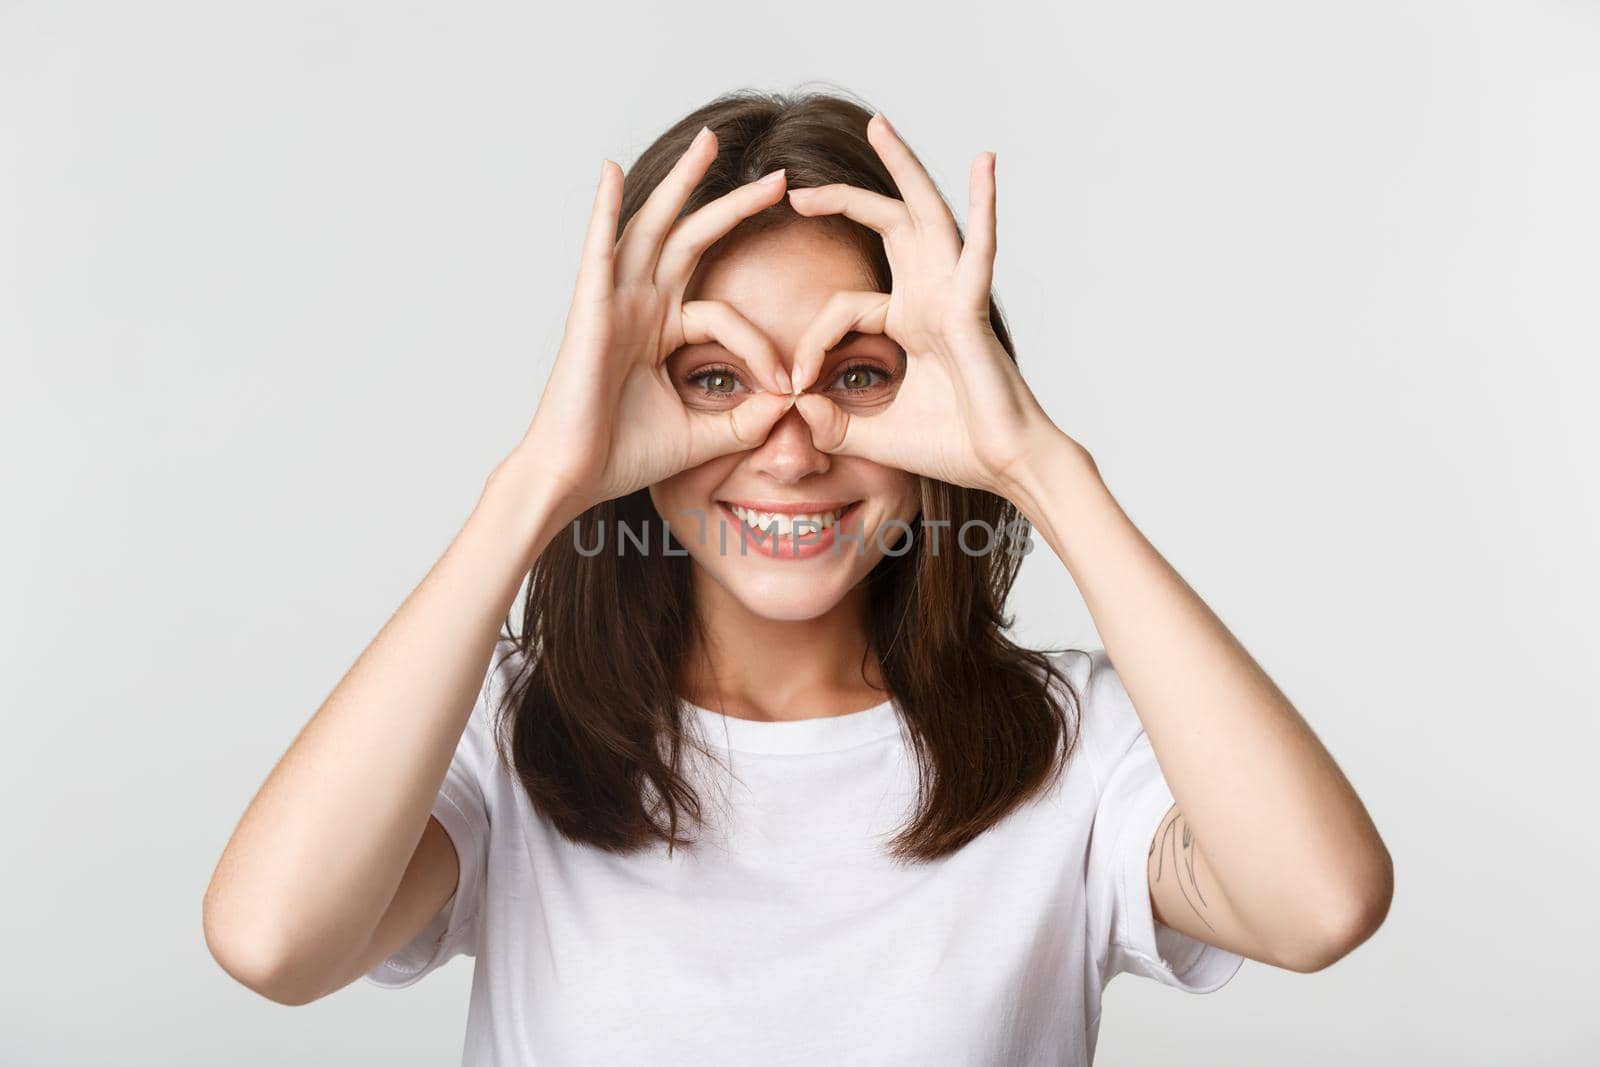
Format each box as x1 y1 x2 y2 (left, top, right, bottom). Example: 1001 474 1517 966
680 299 791 394
864 113 961 244
788 290 891 395
786 182 909 237
569 160 624 323
794 393 888 460
954 152 997 311
654 169 790 288
613 126 719 283
683 392 795 466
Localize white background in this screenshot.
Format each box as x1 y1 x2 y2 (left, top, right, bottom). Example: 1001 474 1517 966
4 1 1597 1063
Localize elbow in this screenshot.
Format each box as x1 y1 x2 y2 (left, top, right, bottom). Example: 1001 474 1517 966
205 930 319 1006
202 890 329 1007
1277 845 1395 974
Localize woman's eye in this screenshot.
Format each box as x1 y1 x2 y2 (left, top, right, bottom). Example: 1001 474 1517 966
830 363 890 393
686 366 746 397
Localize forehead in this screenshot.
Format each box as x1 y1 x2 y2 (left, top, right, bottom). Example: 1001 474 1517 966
684 222 877 345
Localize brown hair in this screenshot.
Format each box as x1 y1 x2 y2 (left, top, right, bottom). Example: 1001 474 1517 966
497 85 1079 864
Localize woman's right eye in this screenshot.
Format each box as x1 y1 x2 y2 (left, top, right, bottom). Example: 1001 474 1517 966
684 364 748 398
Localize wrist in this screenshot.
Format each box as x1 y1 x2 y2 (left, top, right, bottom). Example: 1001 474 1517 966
993 423 1102 519
479 448 585 562
998 429 1126 569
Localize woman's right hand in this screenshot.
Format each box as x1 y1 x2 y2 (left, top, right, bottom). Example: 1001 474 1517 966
504 126 797 528
207 132 805 1008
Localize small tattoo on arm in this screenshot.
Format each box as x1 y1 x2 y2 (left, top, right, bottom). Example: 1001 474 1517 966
1151 808 1216 932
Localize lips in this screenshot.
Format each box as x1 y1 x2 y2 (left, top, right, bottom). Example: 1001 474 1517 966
717 500 860 538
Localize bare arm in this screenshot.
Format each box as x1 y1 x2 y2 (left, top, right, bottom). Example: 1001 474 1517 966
768 119 1393 974
202 459 564 1005
202 137 799 1006
768 119 1392 973
318 813 463 996
1009 438 1395 973
1144 802 1271 965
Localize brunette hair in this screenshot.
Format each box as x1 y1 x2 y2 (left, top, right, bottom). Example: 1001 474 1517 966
496 85 1079 864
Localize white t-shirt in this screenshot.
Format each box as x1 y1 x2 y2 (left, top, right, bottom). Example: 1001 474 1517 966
365 640 1244 1064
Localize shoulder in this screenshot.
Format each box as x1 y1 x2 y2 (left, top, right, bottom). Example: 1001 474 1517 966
460 636 532 759
483 636 530 707
1037 647 1145 795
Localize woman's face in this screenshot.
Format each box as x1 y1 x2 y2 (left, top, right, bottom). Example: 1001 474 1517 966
649 222 920 623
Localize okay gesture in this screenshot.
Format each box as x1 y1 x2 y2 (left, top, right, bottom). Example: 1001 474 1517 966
786 113 1076 499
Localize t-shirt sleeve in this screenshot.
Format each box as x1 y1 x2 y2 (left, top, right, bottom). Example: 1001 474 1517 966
1065 648 1246 994
363 639 516 990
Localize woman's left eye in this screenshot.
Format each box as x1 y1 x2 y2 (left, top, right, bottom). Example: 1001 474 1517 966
830 363 891 393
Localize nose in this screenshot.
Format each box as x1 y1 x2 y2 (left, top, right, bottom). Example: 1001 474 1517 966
747 403 830 484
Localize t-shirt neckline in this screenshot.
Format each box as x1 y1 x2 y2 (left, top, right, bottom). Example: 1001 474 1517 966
681 696 903 755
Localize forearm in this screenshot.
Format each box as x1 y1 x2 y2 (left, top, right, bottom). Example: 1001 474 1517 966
1003 431 1392 953
202 449 568 995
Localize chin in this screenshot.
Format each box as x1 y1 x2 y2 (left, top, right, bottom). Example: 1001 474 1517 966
702 561 862 622
718 582 854 623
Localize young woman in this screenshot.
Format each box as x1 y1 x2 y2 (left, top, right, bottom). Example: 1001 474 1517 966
204 90 1393 1064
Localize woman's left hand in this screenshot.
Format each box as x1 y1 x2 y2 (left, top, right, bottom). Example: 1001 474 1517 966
785 113 1079 498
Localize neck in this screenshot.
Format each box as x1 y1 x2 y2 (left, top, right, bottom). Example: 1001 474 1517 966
681 567 887 722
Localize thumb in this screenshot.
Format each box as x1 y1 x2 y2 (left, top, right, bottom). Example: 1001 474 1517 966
683 392 794 467
794 394 888 460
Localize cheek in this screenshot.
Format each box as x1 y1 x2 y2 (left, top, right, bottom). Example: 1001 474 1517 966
891 478 922 522
855 466 921 521
649 461 723 515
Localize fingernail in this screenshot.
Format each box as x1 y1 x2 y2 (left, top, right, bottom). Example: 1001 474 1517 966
760 168 786 186
775 367 792 393
692 125 712 148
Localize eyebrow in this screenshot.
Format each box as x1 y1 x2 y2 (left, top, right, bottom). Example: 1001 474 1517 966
828 332 907 372
676 331 896 360
834 331 897 349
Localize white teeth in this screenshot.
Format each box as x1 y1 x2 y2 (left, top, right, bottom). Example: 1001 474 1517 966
728 504 846 536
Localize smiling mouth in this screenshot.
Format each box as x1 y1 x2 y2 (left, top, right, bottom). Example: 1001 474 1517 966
718 500 862 538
